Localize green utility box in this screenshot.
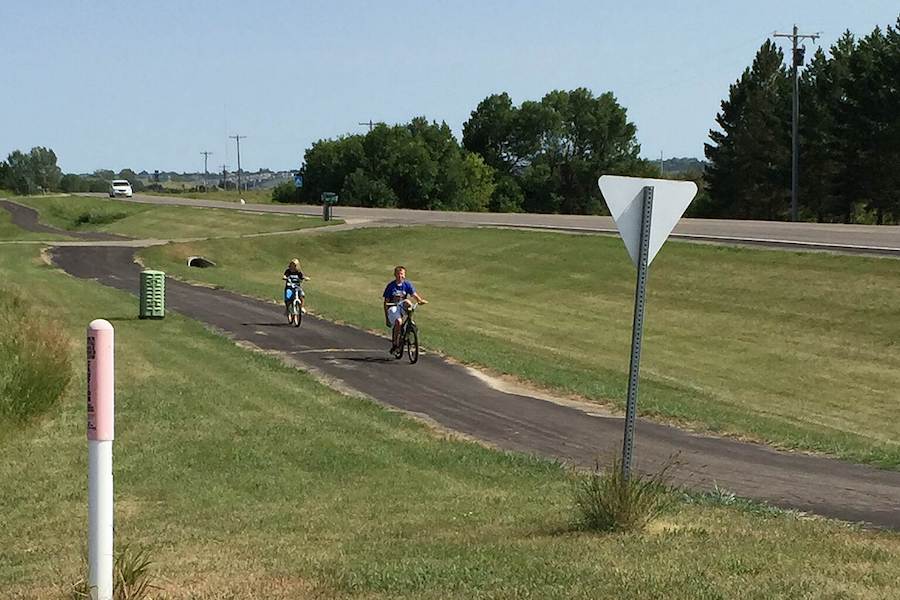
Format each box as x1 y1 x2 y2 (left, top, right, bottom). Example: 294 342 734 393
139 270 166 319
321 192 338 221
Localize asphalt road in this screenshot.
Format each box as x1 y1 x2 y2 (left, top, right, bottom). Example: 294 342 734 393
52 245 900 529
110 193 900 257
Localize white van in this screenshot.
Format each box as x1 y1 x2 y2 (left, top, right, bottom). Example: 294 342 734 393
109 180 133 198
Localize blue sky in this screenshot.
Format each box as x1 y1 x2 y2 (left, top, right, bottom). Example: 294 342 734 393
1 1 897 174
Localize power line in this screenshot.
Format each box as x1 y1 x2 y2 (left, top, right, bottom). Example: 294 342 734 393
228 135 247 194
774 25 821 222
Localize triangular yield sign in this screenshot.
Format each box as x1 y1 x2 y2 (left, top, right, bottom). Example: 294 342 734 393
598 175 698 267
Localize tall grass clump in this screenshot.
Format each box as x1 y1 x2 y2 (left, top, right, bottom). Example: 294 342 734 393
0 285 72 424
573 457 676 533
69 545 159 600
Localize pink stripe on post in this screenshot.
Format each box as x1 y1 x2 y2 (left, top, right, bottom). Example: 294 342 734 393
87 320 114 441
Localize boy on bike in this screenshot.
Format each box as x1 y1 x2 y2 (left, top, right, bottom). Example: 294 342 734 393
383 265 427 352
283 258 309 321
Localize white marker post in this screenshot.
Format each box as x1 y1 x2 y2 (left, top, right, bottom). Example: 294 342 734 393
87 320 114 600
598 176 697 480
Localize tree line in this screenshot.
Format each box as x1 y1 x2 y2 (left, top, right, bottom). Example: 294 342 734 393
0 148 147 195
705 16 900 224
279 88 657 214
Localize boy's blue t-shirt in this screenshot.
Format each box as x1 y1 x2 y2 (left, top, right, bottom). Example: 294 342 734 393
383 280 416 303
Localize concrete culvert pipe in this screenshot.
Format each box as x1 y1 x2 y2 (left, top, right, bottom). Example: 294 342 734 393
187 256 216 268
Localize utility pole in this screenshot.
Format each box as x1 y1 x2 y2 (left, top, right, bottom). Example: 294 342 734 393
200 151 213 191
659 151 664 176
358 120 374 132
229 135 247 194
774 25 820 222
220 164 229 189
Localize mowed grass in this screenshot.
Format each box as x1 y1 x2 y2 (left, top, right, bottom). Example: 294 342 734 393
142 187 277 204
4 245 900 599
140 227 900 468
13 195 326 238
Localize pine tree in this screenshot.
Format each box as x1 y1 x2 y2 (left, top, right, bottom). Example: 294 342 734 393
705 41 792 220
837 24 900 223
800 36 854 222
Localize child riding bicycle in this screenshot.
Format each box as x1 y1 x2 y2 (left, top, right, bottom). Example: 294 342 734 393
383 265 427 352
283 258 310 322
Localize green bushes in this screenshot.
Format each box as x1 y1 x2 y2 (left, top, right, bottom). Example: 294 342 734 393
271 180 300 203
0 286 72 424
74 210 128 226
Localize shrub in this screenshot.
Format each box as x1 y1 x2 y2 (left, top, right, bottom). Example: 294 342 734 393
572 456 676 533
271 180 300 203
74 211 128 226
0 286 72 424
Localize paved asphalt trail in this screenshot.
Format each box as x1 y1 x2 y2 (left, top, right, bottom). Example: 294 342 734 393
0 199 128 241
52 245 900 529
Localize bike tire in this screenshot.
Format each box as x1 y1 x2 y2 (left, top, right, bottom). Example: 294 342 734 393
406 325 419 364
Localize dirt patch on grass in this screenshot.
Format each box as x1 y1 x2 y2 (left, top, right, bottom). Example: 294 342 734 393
462 364 618 418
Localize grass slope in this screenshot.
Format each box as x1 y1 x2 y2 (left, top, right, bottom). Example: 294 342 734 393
3 245 900 598
13 195 325 238
0 248 900 599
142 188 276 204
140 227 900 468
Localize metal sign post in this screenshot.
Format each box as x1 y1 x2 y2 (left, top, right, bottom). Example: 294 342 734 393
598 175 697 481
622 186 653 480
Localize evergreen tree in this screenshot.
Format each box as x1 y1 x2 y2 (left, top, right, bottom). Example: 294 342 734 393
799 40 852 222
705 41 792 220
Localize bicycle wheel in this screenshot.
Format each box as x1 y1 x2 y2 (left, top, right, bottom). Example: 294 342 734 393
294 301 302 327
392 334 404 359
406 324 419 364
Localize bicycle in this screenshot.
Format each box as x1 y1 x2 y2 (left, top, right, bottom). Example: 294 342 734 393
389 301 420 364
284 281 306 327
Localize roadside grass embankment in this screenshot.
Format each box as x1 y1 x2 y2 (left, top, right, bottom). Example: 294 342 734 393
140 226 900 469
141 188 276 204
4 245 900 598
12 195 329 239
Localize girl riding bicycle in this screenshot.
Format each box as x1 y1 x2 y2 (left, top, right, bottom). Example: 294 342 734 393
283 258 309 322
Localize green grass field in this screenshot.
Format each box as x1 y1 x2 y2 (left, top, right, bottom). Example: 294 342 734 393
4 243 900 599
141 187 277 204
11 195 325 239
140 227 900 469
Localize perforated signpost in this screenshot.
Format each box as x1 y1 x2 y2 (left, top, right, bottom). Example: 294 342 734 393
598 175 697 480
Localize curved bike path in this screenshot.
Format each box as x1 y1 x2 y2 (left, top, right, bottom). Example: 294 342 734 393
0 199 128 241
51 245 900 529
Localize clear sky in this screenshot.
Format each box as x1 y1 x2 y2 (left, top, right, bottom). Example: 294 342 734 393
1 1 897 174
